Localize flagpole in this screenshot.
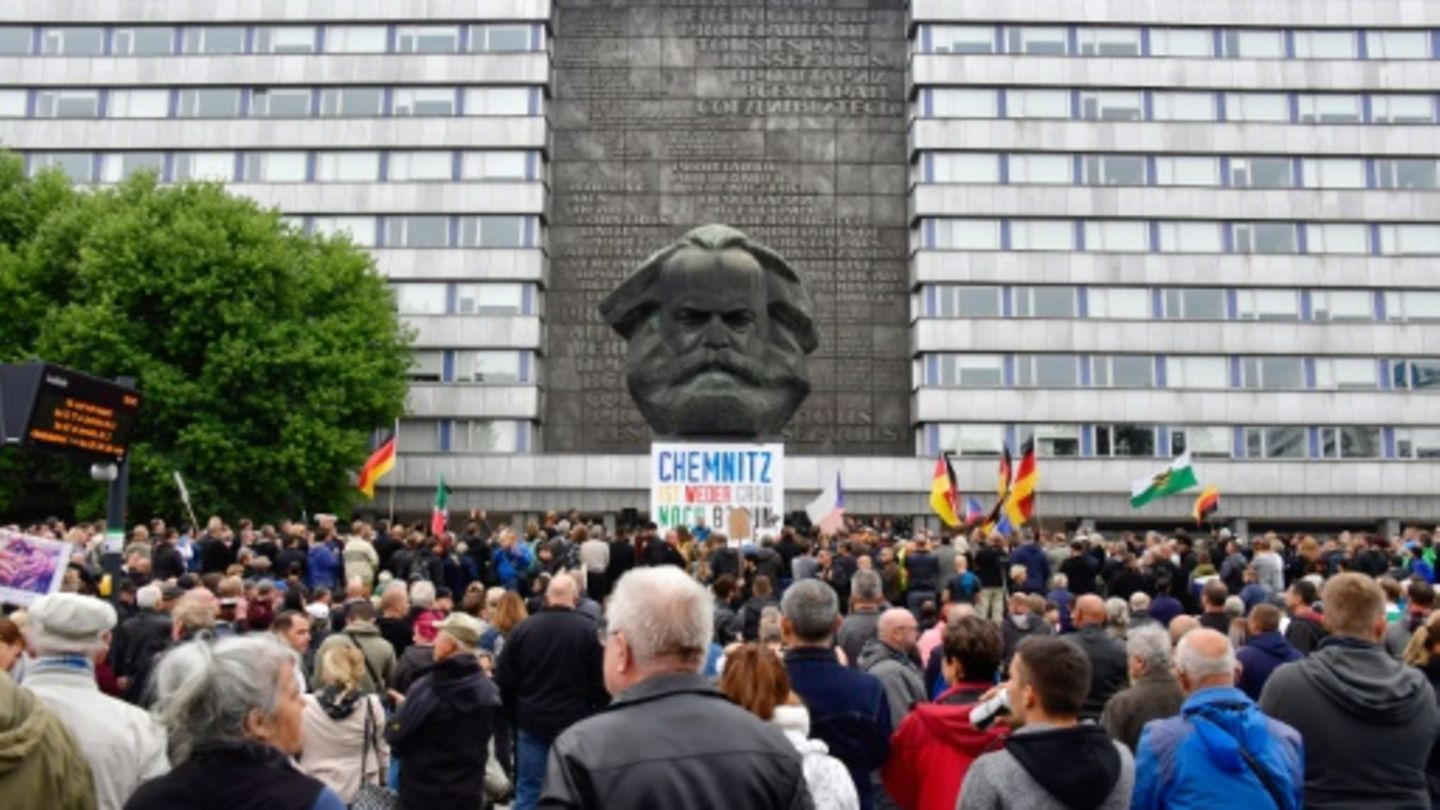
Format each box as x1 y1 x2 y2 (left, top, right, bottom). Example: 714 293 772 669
387 417 399 524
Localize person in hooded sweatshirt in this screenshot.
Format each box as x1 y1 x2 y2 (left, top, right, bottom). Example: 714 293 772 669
958 635 1134 810
999 593 1051 675
740 575 781 643
1235 604 1301 701
858 608 928 732
1261 572 1440 808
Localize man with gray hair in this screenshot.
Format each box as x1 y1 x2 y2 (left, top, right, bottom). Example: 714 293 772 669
109 583 170 693
1131 628 1302 809
1098 626 1184 751
541 567 810 808
1128 591 1155 630
837 569 885 667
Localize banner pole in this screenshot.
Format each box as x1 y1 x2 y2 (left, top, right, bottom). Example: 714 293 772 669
388 418 399 524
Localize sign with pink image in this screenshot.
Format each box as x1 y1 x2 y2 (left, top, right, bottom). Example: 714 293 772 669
0 530 71 606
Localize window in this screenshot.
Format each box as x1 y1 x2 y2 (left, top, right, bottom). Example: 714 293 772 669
470 24 534 53
1084 220 1150 252
932 219 1001 250
929 25 995 54
311 216 377 247
389 151 453 182
177 88 241 118
1092 356 1154 388
930 89 999 119
1371 95 1436 125
181 27 245 55
933 355 1003 387
933 286 1002 317
1241 356 1304 390
1221 29 1285 59
1293 30 1358 60
1226 93 1290 123
1319 426 1380 459
1367 31 1431 60
1233 222 1298 255
0 90 27 117
1311 290 1374 322
173 152 237 182
1376 159 1440 190
1157 222 1224 253
1314 358 1378 390
1007 90 1070 120
1393 359 1440 391
455 283 525 316
455 351 524 383
408 351 444 383
29 153 95 183
114 27 173 55
1013 286 1077 318
936 424 1004 457
1008 154 1070 184
1082 155 1146 186
1015 424 1081 457
386 216 450 248
1077 27 1141 57
1010 220 1075 251
461 151 529 180
1162 288 1225 319
320 87 384 117
1308 223 1370 255
1302 158 1366 189
396 25 459 54
929 153 1000 184
397 420 441 453
1397 428 1440 460
255 27 316 55
1006 27 1067 55
36 89 100 118
1155 156 1221 187
108 89 169 119
1152 92 1217 122
1079 90 1142 122
1089 287 1150 319
1379 225 1440 256
1015 354 1081 387
1168 356 1229 389
1150 28 1213 58
1172 426 1233 458
1237 289 1300 321
452 420 520 454
1245 426 1306 459
100 152 164 183
325 26 387 54
243 152 308 183
1298 94 1362 124
251 88 312 118
1386 291 1440 322
394 88 456 116
315 151 380 182
1229 157 1293 189
459 216 527 248
1094 424 1157 457
0 27 32 55
466 88 533 116
42 27 105 56
393 283 448 315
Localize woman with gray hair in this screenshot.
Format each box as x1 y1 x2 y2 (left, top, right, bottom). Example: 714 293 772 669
1105 596 1131 641
125 636 345 809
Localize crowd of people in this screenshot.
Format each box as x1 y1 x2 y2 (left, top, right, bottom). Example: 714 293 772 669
2 509 1440 809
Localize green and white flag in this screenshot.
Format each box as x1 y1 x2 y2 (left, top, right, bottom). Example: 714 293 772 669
1130 452 1199 509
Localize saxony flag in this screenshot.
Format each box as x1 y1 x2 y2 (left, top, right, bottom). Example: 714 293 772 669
1130 452 1199 509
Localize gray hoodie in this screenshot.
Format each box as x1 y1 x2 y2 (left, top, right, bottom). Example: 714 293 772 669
858 638 926 731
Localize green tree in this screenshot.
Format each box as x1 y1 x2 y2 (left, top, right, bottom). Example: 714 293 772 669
0 154 412 522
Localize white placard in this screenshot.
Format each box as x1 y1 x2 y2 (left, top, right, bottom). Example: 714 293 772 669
650 442 785 545
0 529 72 607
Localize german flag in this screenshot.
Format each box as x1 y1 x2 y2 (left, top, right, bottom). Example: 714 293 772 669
357 434 396 499
1004 437 1037 526
982 443 1013 534
1193 486 1220 525
929 454 962 527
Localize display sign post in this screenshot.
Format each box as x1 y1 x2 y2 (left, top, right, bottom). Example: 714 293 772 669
0 362 142 464
650 442 784 545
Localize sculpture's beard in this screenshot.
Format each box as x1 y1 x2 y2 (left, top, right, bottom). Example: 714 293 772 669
626 330 810 437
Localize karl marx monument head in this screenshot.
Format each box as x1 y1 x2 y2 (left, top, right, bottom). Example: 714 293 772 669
599 224 819 438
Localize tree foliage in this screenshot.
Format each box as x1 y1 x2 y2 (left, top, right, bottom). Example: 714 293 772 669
0 154 412 522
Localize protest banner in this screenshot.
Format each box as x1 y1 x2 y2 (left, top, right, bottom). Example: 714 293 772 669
0 529 71 606
650 442 784 546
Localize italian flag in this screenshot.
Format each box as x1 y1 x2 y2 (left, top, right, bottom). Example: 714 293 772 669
1130 452 1199 509
430 476 451 536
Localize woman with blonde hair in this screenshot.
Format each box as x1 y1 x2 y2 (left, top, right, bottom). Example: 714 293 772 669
1404 611 1440 680
298 645 388 805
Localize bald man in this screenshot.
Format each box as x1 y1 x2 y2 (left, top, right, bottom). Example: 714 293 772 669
1066 593 1129 721
1167 614 1199 648
858 607 927 731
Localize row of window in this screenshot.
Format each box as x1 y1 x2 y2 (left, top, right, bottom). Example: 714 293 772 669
918 24 1436 61
918 151 1439 191
0 23 542 56
920 285 1440 323
926 423 1440 461
392 282 537 317
919 219 1440 257
0 86 541 119
287 215 540 250
398 418 532 454
24 149 542 185
921 353 1440 392
919 87 1437 125
406 350 535 384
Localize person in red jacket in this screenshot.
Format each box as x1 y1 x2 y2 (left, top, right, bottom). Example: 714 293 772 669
884 614 1008 810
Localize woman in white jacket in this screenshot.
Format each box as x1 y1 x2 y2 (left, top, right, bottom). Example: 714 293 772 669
298 645 388 804
720 643 859 810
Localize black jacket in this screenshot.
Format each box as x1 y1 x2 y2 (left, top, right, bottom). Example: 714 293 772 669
904 551 941 593
126 741 328 809
198 536 237 575
387 654 500 809
151 543 186 581
109 609 171 680
495 606 608 742
539 673 812 809
738 595 777 642
1066 626 1129 722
